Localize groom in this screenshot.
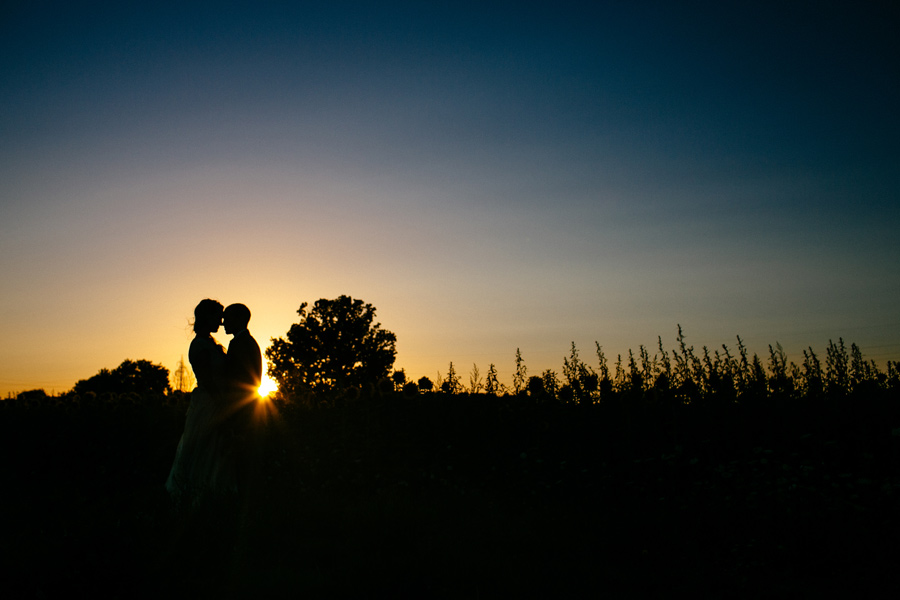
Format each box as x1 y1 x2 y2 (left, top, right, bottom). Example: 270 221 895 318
223 302 262 406
223 303 262 501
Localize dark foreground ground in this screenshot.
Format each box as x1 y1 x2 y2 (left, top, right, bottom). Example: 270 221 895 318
2 391 899 598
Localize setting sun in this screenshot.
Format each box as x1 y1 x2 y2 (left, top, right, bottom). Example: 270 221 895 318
258 373 278 397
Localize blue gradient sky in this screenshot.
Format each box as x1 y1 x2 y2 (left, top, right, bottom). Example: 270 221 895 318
2 1 898 395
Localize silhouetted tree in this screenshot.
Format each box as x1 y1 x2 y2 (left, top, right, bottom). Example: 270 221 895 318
391 369 407 391
744 353 767 403
825 338 849 394
563 342 597 404
16 389 48 402
527 375 544 396
417 376 434 392
768 343 792 398
654 337 670 383
849 342 875 393
468 363 483 394
595 342 611 381
596 343 614 400
485 363 500 395
441 362 461 394
172 355 195 393
73 359 171 396
513 348 527 394
541 369 560 400
266 296 397 398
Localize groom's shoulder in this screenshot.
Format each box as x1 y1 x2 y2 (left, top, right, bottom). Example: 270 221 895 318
239 329 259 345
232 330 259 349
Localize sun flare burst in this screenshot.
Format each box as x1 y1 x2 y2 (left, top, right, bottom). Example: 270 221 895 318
257 373 278 398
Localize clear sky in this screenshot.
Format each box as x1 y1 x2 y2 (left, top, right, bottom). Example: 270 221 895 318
2 1 898 396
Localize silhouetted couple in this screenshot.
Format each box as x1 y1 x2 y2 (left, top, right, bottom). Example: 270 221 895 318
165 300 262 510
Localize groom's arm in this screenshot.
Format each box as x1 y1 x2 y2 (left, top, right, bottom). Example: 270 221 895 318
249 335 262 388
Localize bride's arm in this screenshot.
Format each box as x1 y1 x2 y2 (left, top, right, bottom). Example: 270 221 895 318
211 344 228 387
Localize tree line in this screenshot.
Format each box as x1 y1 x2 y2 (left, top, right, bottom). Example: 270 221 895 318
8 296 899 411
266 297 899 409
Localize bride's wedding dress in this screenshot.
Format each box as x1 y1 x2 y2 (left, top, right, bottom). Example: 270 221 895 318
165 334 234 507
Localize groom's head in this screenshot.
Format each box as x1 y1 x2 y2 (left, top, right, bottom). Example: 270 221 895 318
223 303 251 335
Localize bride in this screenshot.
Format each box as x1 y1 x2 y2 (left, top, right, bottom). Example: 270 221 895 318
165 299 235 507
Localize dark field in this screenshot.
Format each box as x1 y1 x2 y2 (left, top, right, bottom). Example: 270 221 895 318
3 387 900 598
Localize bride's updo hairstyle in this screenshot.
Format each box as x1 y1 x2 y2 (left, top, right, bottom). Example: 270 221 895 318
193 299 224 334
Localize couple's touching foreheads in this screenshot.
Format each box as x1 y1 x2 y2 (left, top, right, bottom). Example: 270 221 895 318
166 299 262 509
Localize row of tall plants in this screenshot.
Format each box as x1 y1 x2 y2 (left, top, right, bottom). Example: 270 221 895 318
6 318 897 413
426 326 899 407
